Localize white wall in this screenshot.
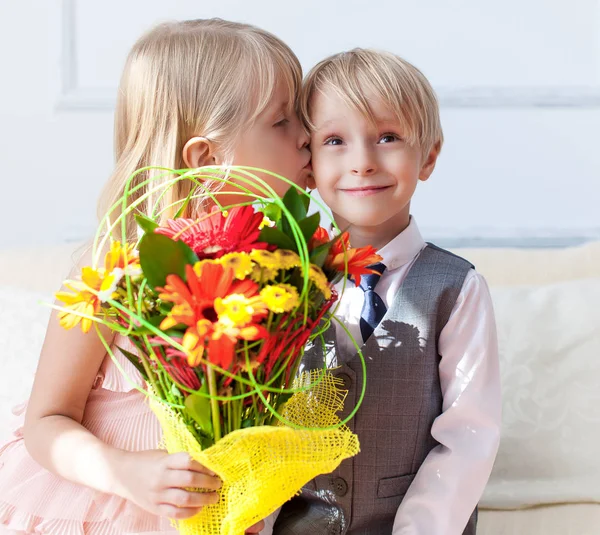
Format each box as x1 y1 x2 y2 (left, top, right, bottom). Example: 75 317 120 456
0 0 598 249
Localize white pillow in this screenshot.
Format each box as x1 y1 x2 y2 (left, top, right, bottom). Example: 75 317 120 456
481 278 600 508
0 286 52 443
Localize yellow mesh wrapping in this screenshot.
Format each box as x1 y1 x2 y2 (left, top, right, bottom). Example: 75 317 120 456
149 371 359 535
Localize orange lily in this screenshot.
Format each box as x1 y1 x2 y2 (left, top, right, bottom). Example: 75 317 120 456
326 232 382 286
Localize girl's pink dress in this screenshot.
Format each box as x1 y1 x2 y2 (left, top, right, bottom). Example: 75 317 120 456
0 338 178 534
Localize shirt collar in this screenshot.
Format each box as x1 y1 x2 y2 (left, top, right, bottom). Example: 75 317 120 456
376 216 426 272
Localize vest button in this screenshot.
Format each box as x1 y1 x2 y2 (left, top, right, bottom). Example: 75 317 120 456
331 476 348 497
335 373 352 390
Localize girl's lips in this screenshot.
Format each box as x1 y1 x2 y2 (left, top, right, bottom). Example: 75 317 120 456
340 185 391 197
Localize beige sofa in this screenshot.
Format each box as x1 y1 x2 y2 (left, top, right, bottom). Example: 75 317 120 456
1 241 599 534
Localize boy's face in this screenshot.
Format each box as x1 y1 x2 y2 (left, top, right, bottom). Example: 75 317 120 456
309 87 438 246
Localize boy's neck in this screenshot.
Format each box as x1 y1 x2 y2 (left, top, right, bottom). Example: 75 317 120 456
334 211 411 251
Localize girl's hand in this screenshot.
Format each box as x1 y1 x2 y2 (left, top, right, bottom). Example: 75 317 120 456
115 450 221 519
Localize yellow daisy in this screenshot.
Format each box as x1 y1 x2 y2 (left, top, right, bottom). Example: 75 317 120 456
249 250 279 270
55 267 104 333
260 284 300 314
250 264 278 284
215 294 266 328
217 252 253 279
274 249 302 270
308 264 332 299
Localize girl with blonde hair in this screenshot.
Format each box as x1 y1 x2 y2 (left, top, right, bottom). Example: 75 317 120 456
0 18 310 535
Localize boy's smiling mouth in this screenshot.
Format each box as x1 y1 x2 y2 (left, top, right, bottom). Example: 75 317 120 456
339 185 392 197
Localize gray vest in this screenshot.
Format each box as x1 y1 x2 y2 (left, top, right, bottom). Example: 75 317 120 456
274 244 477 535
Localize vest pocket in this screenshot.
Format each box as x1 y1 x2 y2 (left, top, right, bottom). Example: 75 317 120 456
377 473 416 498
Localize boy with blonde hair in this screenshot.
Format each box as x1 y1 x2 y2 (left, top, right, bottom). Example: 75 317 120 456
273 49 501 535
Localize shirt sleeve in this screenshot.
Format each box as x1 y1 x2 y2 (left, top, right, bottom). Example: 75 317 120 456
392 269 502 534
259 507 281 535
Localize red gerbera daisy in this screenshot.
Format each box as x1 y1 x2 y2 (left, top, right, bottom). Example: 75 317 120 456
155 206 268 259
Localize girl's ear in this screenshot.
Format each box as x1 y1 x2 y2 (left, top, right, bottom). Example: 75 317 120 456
418 141 441 182
182 137 222 168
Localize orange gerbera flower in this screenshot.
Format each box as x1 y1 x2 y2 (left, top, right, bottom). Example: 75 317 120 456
158 263 266 369
326 232 382 286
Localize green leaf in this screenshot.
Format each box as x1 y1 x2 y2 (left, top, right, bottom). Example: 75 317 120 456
135 213 158 235
158 302 174 315
282 187 307 221
261 203 282 224
298 212 321 245
241 418 253 429
115 345 148 381
258 226 297 251
299 189 311 212
127 315 166 336
309 242 332 267
170 383 183 398
174 188 194 219
139 233 198 289
185 386 213 437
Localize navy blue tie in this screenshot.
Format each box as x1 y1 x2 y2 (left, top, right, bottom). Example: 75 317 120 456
359 262 387 343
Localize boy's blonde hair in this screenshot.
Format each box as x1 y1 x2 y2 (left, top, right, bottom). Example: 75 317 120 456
301 48 443 157
99 18 302 239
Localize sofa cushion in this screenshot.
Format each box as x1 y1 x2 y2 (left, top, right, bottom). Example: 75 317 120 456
0 286 52 443
481 277 600 508
453 240 600 286
478 504 600 535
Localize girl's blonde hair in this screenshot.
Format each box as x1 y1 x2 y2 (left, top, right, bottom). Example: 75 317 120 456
98 18 302 239
301 48 443 157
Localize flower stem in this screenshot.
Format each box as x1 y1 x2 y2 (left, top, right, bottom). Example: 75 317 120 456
206 365 222 442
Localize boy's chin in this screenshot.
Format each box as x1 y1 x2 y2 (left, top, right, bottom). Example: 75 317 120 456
335 209 410 235
336 212 390 230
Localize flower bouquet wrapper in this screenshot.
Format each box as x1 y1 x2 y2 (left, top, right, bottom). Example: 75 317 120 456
151 370 359 535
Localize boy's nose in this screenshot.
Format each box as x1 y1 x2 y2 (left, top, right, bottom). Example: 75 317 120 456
351 164 376 176
351 145 377 176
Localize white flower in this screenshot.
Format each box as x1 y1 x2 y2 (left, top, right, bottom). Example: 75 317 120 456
98 268 124 302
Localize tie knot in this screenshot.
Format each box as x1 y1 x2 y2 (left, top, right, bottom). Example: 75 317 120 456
359 262 386 292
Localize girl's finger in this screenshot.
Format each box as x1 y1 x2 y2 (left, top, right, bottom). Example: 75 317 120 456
165 468 222 491
166 452 216 475
160 488 220 508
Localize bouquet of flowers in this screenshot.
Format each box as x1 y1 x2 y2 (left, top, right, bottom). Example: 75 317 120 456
54 167 381 535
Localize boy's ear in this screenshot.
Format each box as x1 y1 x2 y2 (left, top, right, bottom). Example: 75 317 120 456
182 137 221 168
418 141 441 182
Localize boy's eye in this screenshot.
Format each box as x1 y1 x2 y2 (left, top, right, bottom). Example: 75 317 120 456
324 137 343 146
378 133 400 144
274 118 289 127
